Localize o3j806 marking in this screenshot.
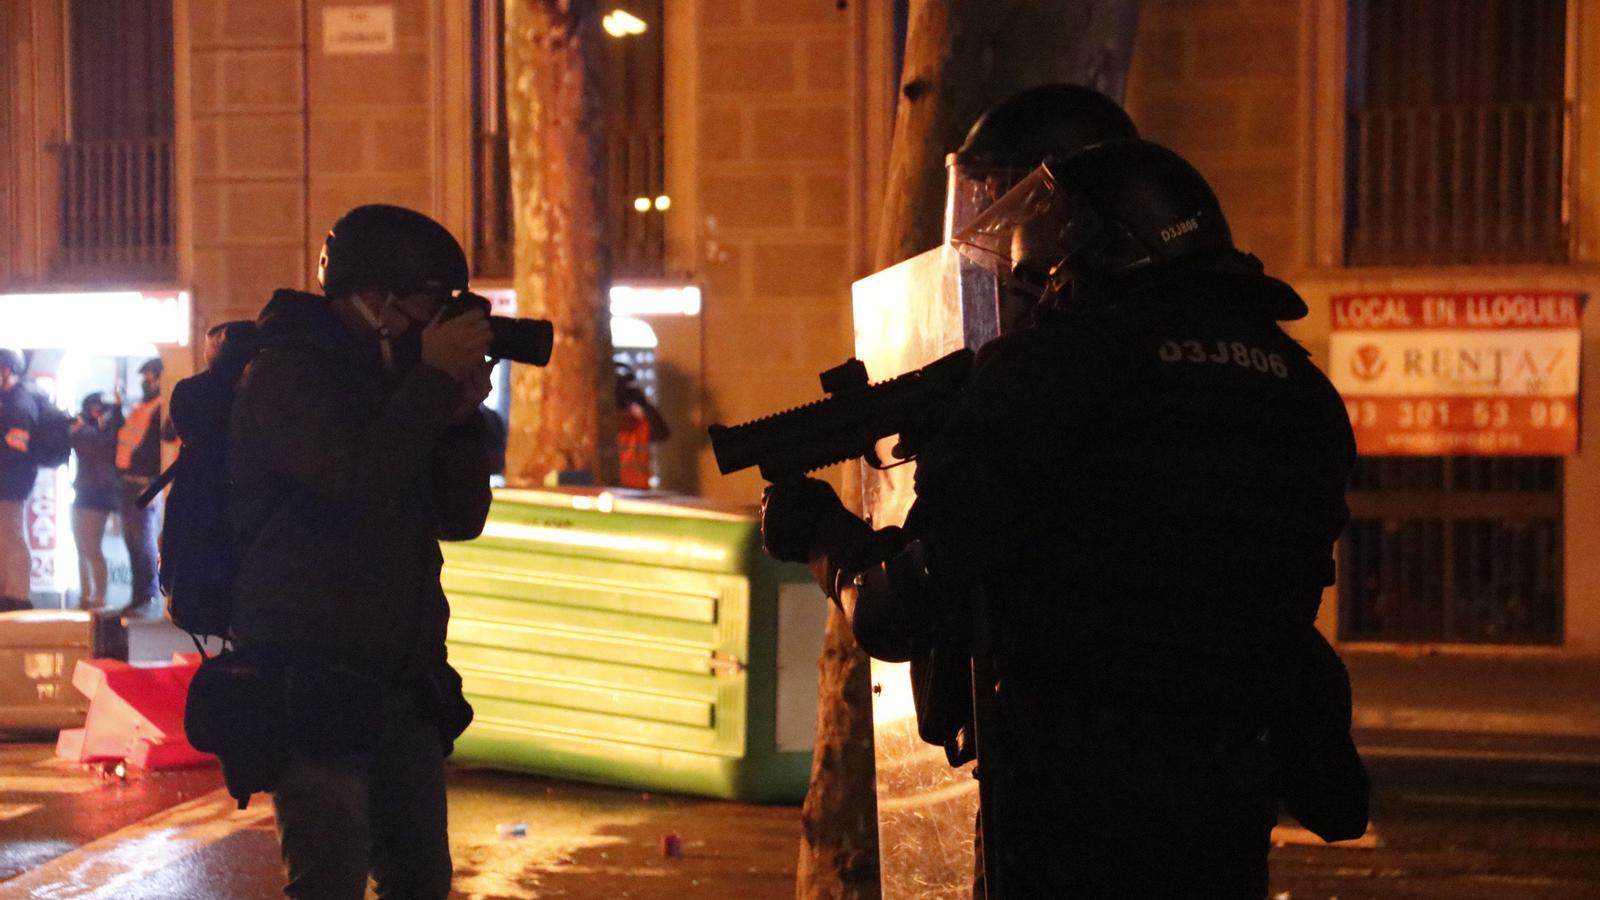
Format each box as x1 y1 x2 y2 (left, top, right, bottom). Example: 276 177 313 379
1158 339 1289 378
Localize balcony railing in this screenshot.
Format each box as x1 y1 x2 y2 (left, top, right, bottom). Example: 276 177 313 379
470 128 666 281
1346 101 1568 266
52 138 175 283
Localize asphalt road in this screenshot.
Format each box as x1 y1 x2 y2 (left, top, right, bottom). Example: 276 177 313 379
0 728 1595 898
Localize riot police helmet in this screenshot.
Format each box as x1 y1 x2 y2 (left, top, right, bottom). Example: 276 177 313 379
947 84 1138 238
954 83 1138 170
954 139 1308 319
317 204 471 299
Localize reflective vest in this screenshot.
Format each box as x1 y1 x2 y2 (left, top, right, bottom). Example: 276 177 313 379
617 405 652 489
116 398 161 474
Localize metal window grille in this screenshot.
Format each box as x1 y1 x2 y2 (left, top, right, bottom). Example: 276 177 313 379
470 0 514 280
1340 456 1563 644
50 0 176 283
1344 0 1568 265
52 138 175 282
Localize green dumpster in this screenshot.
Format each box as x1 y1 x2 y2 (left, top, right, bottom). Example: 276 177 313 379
442 488 826 802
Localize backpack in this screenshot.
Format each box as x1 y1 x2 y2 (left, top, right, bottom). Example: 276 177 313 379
27 393 72 468
143 322 262 643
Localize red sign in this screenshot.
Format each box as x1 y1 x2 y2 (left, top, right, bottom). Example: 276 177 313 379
1330 292 1583 456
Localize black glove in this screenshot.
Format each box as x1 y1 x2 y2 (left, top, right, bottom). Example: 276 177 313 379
760 477 870 564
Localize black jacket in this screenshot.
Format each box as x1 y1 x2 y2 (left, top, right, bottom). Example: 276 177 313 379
0 384 39 502
71 410 122 496
901 275 1355 721
227 290 490 723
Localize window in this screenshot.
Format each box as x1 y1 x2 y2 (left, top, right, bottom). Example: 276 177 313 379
605 0 665 278
54 0 176 283
1340 457 1563 644
1344 0 1567 265
470 0 513 279
469 1 666 280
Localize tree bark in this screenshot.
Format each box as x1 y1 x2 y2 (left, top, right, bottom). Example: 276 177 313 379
798 3 1140 898
877 0 1141 268
502 0 617 488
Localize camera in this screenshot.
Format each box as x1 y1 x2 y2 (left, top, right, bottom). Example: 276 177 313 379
442 291 554 366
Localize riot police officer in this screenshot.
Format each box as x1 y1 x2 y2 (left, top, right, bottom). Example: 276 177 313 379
762 140 1365 897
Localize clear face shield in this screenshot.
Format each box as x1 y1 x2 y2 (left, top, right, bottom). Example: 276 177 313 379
943 157 1040 243
950 163 1078 324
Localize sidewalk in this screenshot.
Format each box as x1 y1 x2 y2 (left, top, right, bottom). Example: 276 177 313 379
1345 648 1600 737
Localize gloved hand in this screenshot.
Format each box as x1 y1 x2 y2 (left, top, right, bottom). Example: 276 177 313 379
760 477 870 564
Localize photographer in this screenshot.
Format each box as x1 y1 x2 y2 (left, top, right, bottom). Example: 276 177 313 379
762 142 1361 896
227 204 492 898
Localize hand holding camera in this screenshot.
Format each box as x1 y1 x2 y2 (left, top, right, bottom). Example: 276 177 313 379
421 307 491 383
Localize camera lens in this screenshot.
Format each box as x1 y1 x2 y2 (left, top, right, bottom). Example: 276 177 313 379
488 318 554 366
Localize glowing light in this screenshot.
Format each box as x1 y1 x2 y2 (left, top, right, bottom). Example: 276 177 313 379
0 291 191 349
603 9 648 37
470 285 702 319
610 315 658 349
653 195 672 211
633 196 652 213
570 491 618 513
609 284 702 317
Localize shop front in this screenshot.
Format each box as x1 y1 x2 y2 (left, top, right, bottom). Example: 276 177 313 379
1326 290 1583 647
2 290 190 608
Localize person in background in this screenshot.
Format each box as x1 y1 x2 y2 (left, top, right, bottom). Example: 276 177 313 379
615 363 669 490
70 392 121 609
115 357 165 614
0 349 39 613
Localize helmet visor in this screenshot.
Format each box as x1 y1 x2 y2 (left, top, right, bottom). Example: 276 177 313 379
945 160 1041 241
950 164 1064 276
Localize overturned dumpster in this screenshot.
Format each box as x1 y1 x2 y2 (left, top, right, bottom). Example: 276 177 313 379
442 488 826 803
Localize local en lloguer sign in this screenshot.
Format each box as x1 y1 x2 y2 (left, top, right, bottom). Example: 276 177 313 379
1329 292 1584 455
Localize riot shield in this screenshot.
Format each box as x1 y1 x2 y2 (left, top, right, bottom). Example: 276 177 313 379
850 239 998 898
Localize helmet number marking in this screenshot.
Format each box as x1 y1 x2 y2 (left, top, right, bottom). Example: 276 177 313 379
1158 340 1289 379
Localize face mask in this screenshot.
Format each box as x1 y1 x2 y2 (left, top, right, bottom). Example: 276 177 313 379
388 329 423 374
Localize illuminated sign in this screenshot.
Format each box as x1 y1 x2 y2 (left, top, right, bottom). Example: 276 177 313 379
0 291 191 350
609 284 701 317
1329 292 1583 455
476 283 702 318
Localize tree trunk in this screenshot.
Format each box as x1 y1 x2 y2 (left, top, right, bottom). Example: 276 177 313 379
502 0 617 488
798 3 1140 898
877 0 1141 267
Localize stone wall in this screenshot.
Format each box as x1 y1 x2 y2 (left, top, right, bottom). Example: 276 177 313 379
689 0 860 500
187 0 444 328
1125 0 1306 277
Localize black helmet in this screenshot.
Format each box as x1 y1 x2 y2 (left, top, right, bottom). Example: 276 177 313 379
0 349 22 375
955 140 1307 319
946 85 1138 247
1044 139 1234 276
317 204 470 299
954 83 1138 169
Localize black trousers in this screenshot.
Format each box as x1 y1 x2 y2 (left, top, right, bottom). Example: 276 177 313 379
973 694 1276 899
272 699 452 899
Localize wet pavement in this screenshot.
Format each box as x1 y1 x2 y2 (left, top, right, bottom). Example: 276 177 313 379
0 742 800 899
0 727 1595 897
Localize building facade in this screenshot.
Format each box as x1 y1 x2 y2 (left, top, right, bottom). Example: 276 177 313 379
4 0 1598 654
